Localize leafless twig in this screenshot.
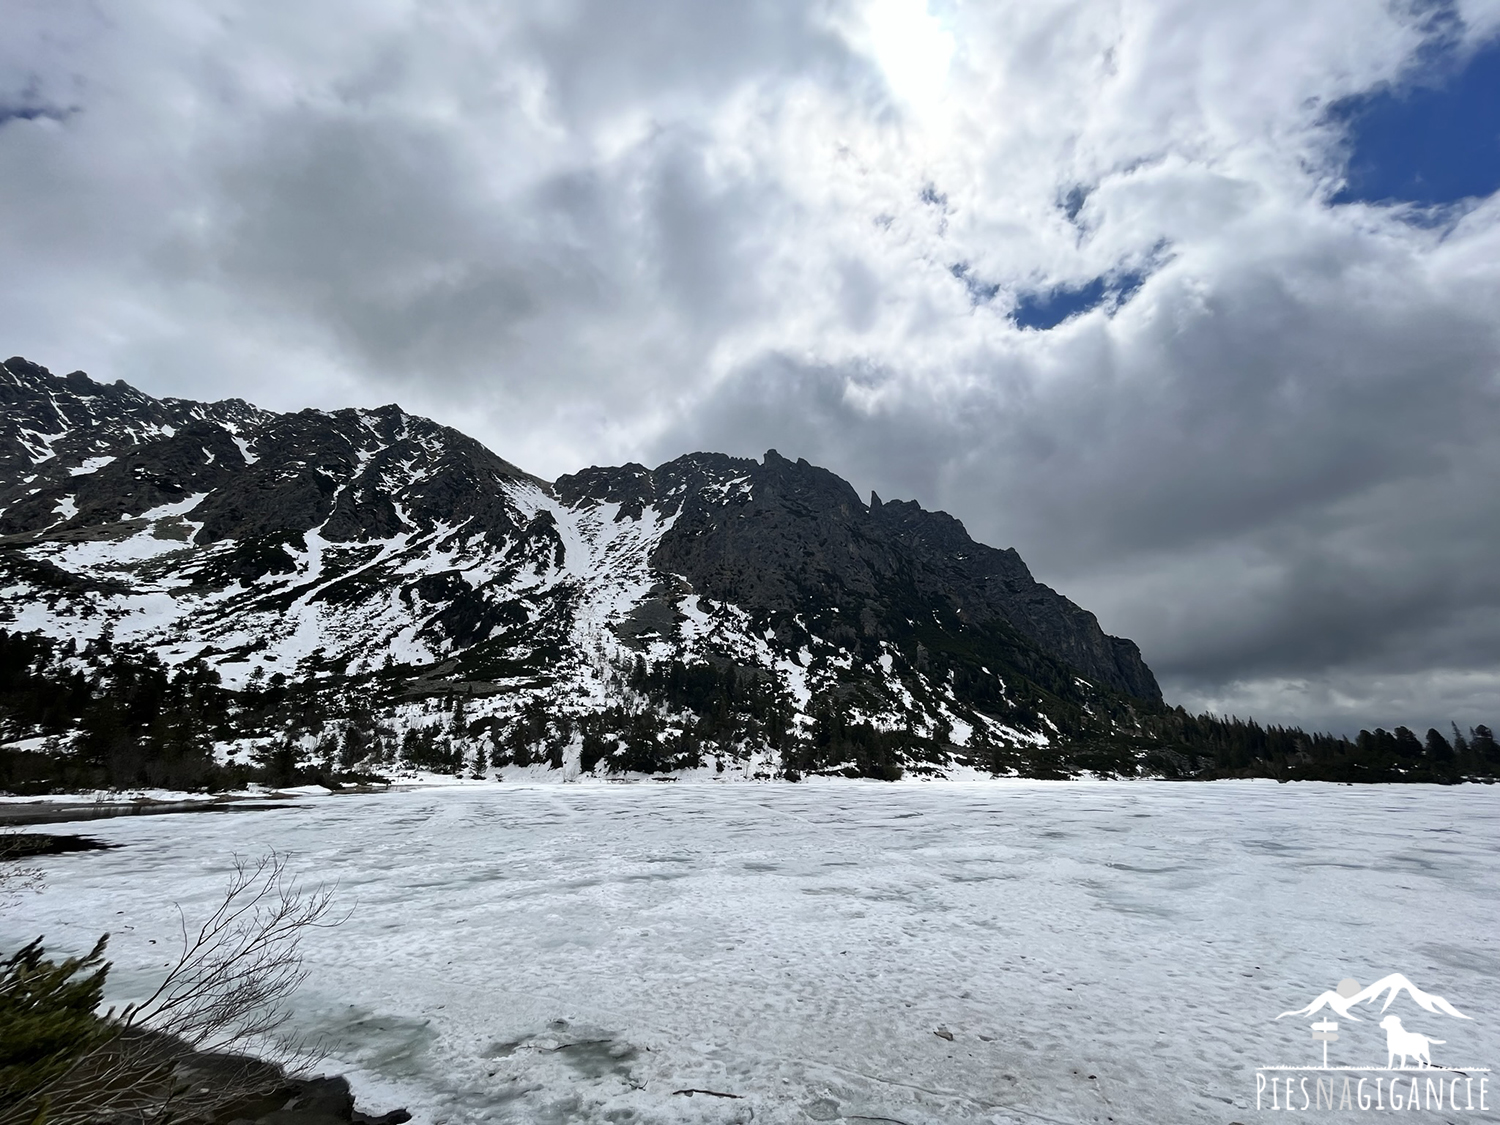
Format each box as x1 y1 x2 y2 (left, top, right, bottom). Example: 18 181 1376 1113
123 851 345 1059
0 831 47 914
6 851 346 1125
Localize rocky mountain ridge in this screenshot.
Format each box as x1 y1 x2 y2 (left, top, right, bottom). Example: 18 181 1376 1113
0 355 1174 782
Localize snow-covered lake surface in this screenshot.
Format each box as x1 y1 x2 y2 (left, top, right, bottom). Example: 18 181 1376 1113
7 780 1499 1124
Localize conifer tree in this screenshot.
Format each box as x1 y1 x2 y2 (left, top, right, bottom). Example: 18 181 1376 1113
1424 728 1454 761
0 936 113 1116
1452 722 1471 757
1471 725 1499 766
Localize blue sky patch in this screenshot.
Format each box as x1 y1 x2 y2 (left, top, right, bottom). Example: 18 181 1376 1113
1010 264 1152 331
1012 277 1107 330
1332 35 1500 205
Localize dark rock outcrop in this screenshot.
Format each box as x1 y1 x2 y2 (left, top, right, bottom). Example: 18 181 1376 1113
558 449 1160 700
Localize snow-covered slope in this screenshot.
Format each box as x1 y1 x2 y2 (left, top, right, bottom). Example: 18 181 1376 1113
0 356 1167 780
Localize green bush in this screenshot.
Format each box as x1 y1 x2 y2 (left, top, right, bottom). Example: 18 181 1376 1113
0 936 115 1122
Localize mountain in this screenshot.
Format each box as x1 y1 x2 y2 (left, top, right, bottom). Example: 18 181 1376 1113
0 355 1260 787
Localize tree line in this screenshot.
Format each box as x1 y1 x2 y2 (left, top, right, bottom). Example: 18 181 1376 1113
1 628 1496 790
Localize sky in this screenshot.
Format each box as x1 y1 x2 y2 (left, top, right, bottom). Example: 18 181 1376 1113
3 0 1499 736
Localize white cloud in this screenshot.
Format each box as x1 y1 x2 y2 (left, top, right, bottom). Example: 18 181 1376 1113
1 0 1497 730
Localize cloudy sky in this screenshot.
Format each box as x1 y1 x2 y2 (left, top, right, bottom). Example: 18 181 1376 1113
4 0 1500 734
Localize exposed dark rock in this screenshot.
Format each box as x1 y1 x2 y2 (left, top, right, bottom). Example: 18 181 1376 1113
555 461 656 520
0 832 112 859
558 449 1161 700
157 1052 411 1125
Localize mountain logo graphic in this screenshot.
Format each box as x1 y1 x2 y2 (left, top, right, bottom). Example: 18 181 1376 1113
1278 973 1471 1028
1254 972 1491 1113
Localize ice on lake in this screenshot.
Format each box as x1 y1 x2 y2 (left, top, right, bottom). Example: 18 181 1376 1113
7 780 1499 1124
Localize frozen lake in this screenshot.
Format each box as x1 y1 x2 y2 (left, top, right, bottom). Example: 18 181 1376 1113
7 780 1499 1124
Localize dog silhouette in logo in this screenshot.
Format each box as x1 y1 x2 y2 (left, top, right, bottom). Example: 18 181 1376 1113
1379 1015 1444 1069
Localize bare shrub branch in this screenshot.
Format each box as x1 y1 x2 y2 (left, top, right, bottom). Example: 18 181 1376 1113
0 832 46 915
4 851 346 1125
124 851 345 1058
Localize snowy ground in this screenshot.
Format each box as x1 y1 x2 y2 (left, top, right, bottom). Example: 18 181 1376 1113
6 780 1499 1124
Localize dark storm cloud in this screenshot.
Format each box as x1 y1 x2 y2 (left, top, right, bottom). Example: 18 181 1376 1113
655 226 1500 734
2 0 1499 734
197 112 802 441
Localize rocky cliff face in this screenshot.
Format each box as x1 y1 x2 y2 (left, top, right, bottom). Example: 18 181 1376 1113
0 356 1166 780
557 451 1158 700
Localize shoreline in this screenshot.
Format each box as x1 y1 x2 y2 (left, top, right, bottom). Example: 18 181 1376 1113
0 795 305 827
